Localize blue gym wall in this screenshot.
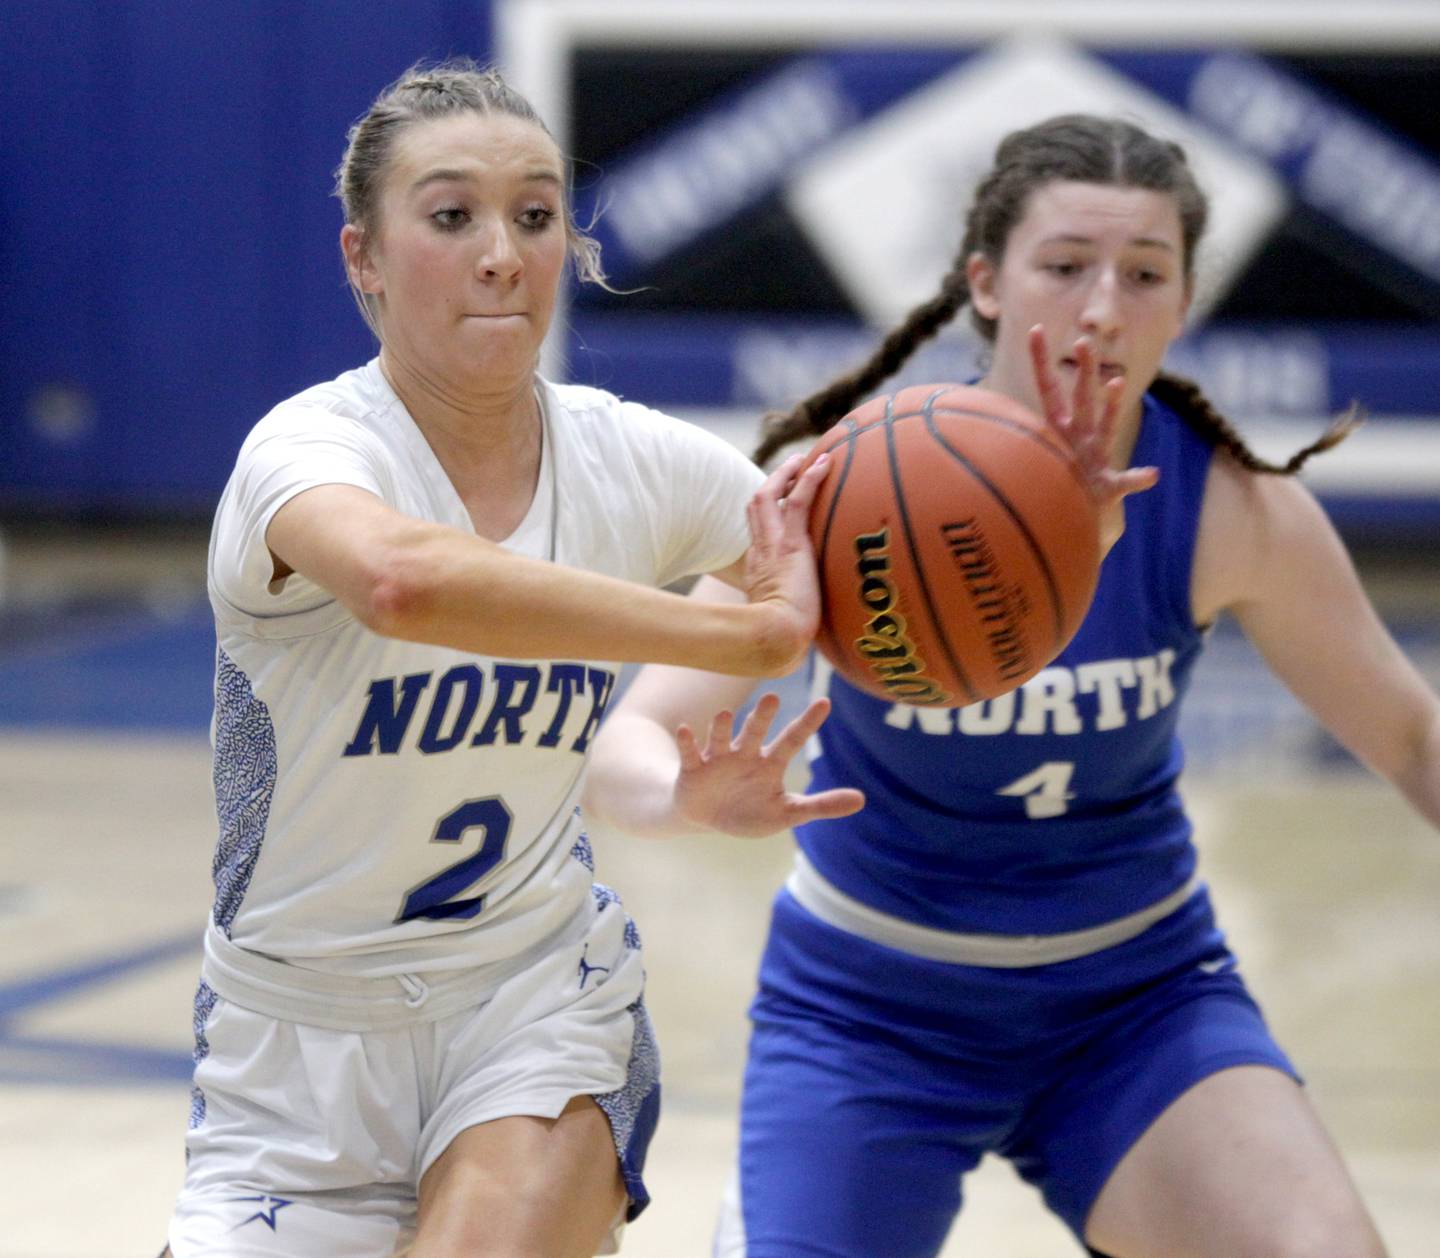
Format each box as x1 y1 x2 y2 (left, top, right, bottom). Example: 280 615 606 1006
4 6 1438 539
0 0 494 516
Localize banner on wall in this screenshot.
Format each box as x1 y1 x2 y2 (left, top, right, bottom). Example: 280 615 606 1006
496 1 1440 530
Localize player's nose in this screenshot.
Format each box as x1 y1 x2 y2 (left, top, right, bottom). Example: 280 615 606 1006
475 221 523 282
1078 271 1122 340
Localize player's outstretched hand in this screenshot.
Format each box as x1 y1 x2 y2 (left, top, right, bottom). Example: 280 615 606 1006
1028 325 1159 553
743 452 831 674
673 692 865 838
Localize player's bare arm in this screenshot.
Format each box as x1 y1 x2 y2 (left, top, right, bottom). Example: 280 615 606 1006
264 453 830 678
1195 452 1440 828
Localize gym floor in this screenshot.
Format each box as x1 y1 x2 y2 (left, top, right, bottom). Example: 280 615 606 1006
2 524 1437 1257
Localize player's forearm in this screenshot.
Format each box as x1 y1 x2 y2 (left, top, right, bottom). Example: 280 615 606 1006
583 713 694 839
1391 707 1440 832
361 530 802 676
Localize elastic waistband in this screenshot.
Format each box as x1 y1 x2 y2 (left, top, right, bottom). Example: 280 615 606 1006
202 906 592 1031
785 852 1201 969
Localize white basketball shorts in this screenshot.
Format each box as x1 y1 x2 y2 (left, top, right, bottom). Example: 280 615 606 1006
167 885 658 1257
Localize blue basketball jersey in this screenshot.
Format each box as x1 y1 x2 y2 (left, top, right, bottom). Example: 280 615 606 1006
799 392 1215 935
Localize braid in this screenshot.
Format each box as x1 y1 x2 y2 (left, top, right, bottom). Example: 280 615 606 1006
1151 372 1361 474
752 116 1363 475
752 269 970 466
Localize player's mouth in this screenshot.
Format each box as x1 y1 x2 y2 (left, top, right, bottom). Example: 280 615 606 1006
1060 357 1125 382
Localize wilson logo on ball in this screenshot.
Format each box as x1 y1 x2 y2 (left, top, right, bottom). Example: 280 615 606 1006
804 384 1101 708
852 528 952 707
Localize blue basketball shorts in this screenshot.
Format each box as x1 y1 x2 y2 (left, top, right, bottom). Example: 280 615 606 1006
720 886 1298 1257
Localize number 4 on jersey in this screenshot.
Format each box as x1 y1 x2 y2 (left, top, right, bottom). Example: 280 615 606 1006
998 762 1075 819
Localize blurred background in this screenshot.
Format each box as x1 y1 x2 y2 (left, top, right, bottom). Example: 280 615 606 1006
2 2 1438 1255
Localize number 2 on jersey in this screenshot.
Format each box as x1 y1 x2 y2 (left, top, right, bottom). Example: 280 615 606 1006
397 796 513 922
998 762 1075 819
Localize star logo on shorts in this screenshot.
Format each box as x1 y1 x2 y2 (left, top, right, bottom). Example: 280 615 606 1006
230 1194 294 1232
578 943 611 989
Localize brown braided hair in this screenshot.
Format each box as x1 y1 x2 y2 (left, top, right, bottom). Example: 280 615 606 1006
1147 373 1359 473
753 114 1358 472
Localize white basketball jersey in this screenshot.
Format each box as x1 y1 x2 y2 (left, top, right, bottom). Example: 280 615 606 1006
206 360 762 978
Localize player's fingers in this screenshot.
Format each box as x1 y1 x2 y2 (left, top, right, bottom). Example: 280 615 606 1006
708 709 736 751
1112 465 1161 498
758 452 806 505
786 787 866 824
749 455 800 549
737 692 781 752
768 697 832 760
749 491 777 549
1027 325 1067 428
745 496 764 552
1070 336 1096 433
1075 375 1125 491
675 723 704 772
1097 374 1124 452
778 452 830 520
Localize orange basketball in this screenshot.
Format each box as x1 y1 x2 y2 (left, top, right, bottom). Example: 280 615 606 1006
805 383 1101 708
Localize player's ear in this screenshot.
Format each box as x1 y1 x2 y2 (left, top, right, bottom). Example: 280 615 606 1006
966 252 1000 323
341 224 382 295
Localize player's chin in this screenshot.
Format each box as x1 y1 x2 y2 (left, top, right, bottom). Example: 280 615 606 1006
454 334 542 377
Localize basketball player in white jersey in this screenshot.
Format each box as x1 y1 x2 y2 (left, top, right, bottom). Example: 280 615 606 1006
162 60 848 1258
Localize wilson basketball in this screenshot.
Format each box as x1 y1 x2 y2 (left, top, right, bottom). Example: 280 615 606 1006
805 383 1101 708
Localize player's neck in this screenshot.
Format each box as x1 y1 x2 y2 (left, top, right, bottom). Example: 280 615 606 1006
379 349 540 473
378 351 544 536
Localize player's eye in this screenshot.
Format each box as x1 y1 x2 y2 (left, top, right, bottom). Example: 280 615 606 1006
518 206 558 232
431 207 469 231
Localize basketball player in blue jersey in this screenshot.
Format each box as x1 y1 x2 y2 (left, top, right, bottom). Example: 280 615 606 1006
586 115 1440 1257
159 60 844 1258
